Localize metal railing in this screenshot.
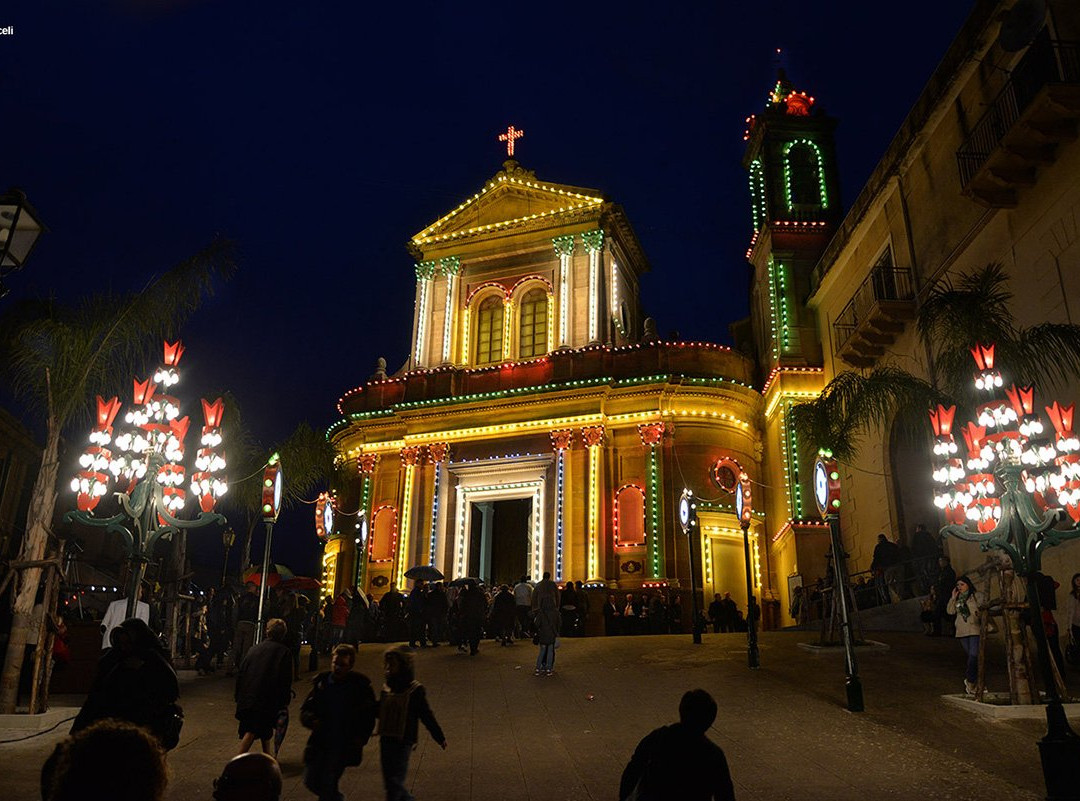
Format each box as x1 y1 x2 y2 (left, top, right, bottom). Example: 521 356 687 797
832 265 914 352
957 32 1080 187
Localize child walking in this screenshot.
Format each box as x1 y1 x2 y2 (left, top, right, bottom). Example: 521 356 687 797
377 646 447 801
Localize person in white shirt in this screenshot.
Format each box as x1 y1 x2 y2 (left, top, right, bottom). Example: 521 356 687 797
100 588 151 649
512 575 533 638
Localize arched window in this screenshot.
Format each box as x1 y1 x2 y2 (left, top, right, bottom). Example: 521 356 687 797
370 506 397 562
784 140 828 210
615 485 646 547
474 295 504 365
518 288 548 358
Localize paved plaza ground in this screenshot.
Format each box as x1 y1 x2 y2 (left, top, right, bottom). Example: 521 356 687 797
3 630 1076 800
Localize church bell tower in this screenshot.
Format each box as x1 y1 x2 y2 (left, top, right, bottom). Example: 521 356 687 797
742 69 842 378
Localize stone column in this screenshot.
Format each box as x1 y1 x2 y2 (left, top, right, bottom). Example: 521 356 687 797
396 446 422 587
427 443 449 568
439 257 460 364
550 429 574 580
582 230 605 345
412 261 437 368
582 424 605 581
552 235 575 348
637 422 665 579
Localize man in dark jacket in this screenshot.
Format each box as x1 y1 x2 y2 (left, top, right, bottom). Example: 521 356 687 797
300 643 377 801
406 581 428 648
458 581 488 655
871 533 902 604
933 556 957 636
235 618 293 755
619 689 735 801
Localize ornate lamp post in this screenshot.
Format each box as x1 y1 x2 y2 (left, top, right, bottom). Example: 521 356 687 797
0 188 46 298
254 453 283 644
65 341 228 619
714 458 760 669
813 451 863 711
679 488 703 645
930 343 1080 800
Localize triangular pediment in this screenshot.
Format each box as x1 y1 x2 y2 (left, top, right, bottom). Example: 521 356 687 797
411 161 605 248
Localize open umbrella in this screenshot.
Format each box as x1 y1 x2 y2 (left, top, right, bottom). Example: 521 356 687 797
242 563 296 587
279 576 321 591
404 565 444 582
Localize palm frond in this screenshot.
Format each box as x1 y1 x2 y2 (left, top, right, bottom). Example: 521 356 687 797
917 263 1014 366
1000 322 1080 394
790 367 945 461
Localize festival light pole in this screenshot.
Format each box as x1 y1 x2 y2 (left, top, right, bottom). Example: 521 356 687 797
65 342 229 619
254 453 283 644
929 343 1080 800
679 489 703 645
714 458 760 669
220 527 235 587
813 452 862 711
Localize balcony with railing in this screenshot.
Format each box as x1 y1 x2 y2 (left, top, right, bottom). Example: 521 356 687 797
956 32 1080 208
833 266 915 369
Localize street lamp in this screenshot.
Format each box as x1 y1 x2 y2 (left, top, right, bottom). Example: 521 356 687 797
930 343 1080 800
678 488 703 644
813 451 863 711
0 188 47 298
220 527 236 587
714 458 760 669
255 453 283 644
65 341 228 619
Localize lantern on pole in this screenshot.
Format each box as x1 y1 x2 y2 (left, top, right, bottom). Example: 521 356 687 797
255 453 283 643
715 457 759 669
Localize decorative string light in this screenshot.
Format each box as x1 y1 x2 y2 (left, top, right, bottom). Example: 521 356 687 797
428 443 448 565
782 139 829 210
748 159 766 232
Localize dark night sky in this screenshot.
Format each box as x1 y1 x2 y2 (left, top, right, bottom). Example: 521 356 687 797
1 1 973 577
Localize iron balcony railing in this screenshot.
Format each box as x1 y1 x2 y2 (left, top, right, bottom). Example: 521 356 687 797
832 266 915 352
957 32 1080 188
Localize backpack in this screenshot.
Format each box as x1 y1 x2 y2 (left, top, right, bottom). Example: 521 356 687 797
377 681 419 739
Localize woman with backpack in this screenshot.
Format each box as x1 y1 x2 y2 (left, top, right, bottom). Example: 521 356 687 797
377 646 446 801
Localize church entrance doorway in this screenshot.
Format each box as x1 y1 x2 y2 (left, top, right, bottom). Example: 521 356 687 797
467 498 532 585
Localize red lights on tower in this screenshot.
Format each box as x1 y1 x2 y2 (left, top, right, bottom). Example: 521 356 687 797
498 125 524 157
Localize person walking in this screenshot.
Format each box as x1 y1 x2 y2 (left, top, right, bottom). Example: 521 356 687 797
946 574 984 695
719 593 737 633
458 580 487 655
71 618 181 750
378 646 447 801
619 689 736 801
235 618 293 755
300 643 377 801
513 576 533 638
533 595 561 676
424 582 449 646
491 585 517 646
229 582 260 676
406 581 428 648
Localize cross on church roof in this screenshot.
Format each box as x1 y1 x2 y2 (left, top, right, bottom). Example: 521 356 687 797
498 125 524 157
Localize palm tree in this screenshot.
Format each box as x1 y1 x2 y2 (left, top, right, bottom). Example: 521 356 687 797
0 241 234 713
791 264 1080 460
221 419 335 578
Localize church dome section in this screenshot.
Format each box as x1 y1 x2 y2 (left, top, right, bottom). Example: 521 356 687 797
406 160 650 370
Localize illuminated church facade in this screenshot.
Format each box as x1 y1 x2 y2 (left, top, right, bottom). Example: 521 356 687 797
325 153 778 624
